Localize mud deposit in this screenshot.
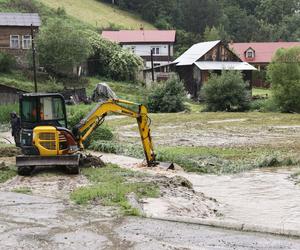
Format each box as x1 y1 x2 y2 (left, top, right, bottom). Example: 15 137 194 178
1 192 300 250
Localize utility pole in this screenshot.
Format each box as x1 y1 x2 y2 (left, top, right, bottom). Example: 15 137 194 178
150 49 154 82
31 24 37 93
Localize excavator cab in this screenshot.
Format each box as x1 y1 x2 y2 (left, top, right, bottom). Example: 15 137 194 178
17 93 80 175
19 93 68 154
20 93 67 129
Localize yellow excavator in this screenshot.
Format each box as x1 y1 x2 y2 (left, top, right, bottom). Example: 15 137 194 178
15 93 167 175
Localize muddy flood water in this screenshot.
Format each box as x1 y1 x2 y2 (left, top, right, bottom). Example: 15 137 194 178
185 167 300 231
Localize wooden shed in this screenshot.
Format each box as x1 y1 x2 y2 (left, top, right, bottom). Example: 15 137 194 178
0 84 26 105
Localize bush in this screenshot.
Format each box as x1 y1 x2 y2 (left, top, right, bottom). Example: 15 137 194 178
0 104 18 124
249 98 280 112
83 126 114 148
67 105 114 148
0 52 15 73
267 46 300 113
202 71 250 112
147 77 186 113
87 30 143 81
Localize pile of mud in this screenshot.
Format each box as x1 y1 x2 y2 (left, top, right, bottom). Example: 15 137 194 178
0 146 21 157
80 154 105 168
127 174 220 220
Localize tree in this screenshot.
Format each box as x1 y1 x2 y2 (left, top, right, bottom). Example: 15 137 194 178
203 25 229 41
202 71 250 112
256 0 300 25
267 47 300 113
37 19 92 76
147 77 186 113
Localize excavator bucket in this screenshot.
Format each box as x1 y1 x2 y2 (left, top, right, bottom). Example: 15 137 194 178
158 162 175 170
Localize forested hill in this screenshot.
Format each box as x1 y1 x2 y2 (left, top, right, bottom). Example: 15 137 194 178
101 0 300 43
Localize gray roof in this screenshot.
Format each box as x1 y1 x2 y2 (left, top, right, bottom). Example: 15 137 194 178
0 13 41 27
174 40 221 66
194 61 257 71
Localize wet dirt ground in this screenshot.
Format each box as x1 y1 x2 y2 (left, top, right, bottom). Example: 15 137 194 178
1 191 300 249
110 116 300 148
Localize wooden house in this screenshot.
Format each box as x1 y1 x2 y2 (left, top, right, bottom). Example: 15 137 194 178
144 40 256 97
0 13 41 67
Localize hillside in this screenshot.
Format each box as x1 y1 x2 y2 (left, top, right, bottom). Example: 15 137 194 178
37 0 155 29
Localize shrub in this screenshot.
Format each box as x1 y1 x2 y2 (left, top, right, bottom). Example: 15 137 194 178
0 104 18 124
86 30 143 81
0 52 15 73
202 71 250 112
67 105 114 147
267 46 300 113
147 77 186 113
249 98 280 112
83 126 114 148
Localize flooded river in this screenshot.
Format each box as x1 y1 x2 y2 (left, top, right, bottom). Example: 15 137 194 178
185 168 300 231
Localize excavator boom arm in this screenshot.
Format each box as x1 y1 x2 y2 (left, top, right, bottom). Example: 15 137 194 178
74 99 156 166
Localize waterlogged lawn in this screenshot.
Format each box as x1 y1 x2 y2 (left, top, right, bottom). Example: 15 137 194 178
71 164 159 215
99 111 300 174
155 146 298 174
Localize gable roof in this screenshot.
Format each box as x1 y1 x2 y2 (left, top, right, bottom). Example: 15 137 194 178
0 13 41 27
101 30 176 43
230 42 300 63
174 40 221 66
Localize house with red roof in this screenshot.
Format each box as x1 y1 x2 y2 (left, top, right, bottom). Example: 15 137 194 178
101 29 176 68
230 42 300 87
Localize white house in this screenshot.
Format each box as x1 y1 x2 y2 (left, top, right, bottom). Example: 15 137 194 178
101 29 176 68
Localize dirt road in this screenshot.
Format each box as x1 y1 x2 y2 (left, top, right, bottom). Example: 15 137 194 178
1 191 300 250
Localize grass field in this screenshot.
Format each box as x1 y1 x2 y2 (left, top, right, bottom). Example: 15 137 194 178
38 0 155 29
252 88 271 97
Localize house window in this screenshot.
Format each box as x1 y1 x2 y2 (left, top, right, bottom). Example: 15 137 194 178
10 35 20 49
151 47 160 55
246 49 255 59
154 63 160 67
131 46 136 53
22 35 32 49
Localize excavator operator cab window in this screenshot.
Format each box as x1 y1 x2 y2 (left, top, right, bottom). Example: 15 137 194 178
20 94 67 128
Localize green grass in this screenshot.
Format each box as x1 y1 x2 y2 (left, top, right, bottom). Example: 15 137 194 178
252 88 272 97
0 103 18 124
0 71 63 93
38 0 155 29
155 146 298 174
70 164 159 215
0 166 16 183
12 187 32 194
87 77 147 103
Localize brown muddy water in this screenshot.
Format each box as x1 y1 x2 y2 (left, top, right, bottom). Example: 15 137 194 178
99 153 300 232
184 167 300 231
